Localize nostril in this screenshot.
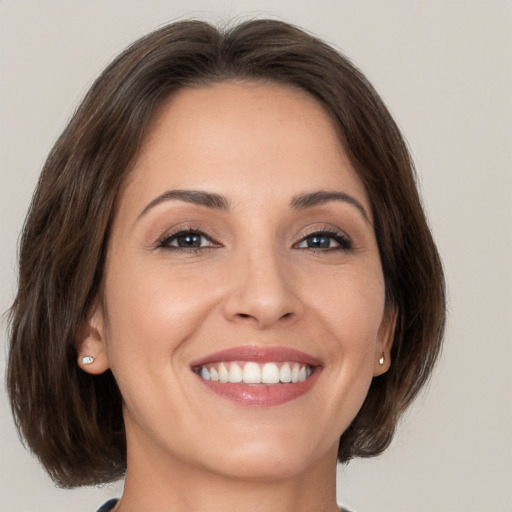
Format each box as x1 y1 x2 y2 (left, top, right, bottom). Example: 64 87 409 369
236 312 293 321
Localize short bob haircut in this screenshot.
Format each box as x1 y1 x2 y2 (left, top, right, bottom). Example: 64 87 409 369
8 19 445 488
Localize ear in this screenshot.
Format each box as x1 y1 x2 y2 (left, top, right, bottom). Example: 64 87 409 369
373 306 397 377
76 301 110 375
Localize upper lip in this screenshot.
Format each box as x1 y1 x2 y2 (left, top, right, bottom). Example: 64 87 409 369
190 345 323 368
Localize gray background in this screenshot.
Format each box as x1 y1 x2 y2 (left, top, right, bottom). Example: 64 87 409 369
1 1 511 511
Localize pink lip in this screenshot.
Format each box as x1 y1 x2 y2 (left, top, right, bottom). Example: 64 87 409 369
190 346 322 367
196 371 321 407
190 346 323 407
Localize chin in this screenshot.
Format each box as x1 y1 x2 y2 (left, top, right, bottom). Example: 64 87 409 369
194 431 335 481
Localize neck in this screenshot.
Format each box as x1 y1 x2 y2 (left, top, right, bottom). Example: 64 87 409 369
116 434 340 512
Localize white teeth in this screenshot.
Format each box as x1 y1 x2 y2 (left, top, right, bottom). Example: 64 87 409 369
228 362 243 383
291 364 300 383
218 362 229 383
197 361 314 385
261 363 280 384
243 362 261 384
279 363 292 383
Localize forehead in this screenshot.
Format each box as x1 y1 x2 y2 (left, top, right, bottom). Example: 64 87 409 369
122 81 370 214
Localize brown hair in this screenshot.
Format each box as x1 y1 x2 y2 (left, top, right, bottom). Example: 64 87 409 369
7 18 445 487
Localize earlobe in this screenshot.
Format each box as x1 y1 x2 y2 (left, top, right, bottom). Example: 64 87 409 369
76 304 110 375
373 306 397 376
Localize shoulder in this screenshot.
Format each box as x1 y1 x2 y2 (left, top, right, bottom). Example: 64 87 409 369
96 498 119 512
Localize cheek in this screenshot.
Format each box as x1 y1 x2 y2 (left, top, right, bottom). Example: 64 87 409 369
99 266 215 429
312 266 386 346
311 268 386 401
102 261 224 364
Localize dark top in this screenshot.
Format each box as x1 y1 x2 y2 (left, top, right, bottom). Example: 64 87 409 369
97 499 118 512
97 498 353 511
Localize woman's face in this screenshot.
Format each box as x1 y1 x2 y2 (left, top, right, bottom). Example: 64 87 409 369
83 82 394 480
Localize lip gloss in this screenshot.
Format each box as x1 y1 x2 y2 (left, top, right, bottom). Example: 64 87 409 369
196 370 321 407
190 346 322 407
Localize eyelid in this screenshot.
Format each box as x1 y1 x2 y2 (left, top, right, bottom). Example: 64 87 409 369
294 226 353 251
152 223 354 253
156 226 221 251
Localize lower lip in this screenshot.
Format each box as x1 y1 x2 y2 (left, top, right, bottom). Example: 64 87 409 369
196 369 321 407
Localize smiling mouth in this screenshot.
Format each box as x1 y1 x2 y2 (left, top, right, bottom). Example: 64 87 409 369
193 361 314 385
190 346 321 406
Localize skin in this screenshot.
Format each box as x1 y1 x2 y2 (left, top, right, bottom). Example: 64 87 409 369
79 82 395 512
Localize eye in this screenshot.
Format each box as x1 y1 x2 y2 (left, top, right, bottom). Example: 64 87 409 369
157 229 218 251
295 230 352 252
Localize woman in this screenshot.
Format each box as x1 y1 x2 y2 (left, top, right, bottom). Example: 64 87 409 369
7 19 445 512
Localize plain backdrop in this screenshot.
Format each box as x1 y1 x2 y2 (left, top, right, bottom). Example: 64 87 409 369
1 1 511 511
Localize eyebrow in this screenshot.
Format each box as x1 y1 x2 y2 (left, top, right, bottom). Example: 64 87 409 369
137 188 370 223
291 190 370 223
138 189 229 218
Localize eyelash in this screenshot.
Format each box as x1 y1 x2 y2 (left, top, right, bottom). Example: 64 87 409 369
294 228 353 252
156 227 353 253
157 228 219 253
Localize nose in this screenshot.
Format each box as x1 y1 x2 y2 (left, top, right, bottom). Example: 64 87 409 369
222 247 303 329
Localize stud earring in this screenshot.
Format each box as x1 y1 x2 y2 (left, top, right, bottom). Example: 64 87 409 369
378 354 385 365
81 356 95 365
